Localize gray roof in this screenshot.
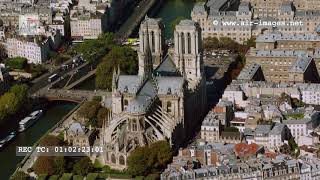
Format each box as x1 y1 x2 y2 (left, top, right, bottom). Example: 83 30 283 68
316 25 320 33
192 2 206 15
140 17 163 28
117 75 142 94
250 49 308 57
206 0 229 12
126 80 157 114
255 125 272 135
68 122 84 134
156 76 184 95
202 111 220 126
289 56 312 73
270 123 285 135
155 55 179 76
237 63 261 81
280 2 293 12
256 33 320 43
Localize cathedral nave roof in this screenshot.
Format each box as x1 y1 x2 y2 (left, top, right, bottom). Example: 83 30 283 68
117 75 143 94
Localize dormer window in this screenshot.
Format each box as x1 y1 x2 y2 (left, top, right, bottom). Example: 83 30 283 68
167 88 172 95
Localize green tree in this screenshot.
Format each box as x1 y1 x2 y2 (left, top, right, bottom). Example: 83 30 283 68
53 156 66 176
72 157 93 176
97 108 110 128
0 43 6 61
10 171 30 180
0 84 29 123
95 46 138 90
5 57 27 69
127 141 172 176
127 146 150 176
10 84 28 104
77 100 101 121
75 32 114 62
203 37 220 50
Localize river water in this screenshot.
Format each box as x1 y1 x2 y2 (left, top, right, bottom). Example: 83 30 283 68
155 0 195 38
0 102 77 179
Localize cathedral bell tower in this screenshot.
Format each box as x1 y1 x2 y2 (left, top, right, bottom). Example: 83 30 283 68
138 16 165 72
173 20 203 84
138 19 153 79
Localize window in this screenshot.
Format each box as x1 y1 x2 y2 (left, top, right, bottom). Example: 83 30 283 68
123 99 128 110
132 119 138 131
187 33 191 54
119 156 125 165
167 101 172 113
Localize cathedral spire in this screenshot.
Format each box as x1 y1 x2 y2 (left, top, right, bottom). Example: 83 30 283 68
112 67 118 90
143 18 153 79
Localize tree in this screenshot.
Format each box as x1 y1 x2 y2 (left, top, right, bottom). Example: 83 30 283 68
10 84 28 104
33 155 66 176
97 108 110 128
203 37 220 50
72 157 93 176
5 57 27 69
127 141 172 176
76 100 101 121
0 84 29 124
127 146 150 176
0 43 6 61
95 46 138 90
53 156 66 176
75 32 114 62
149 141 172 170
10 171 30 180
33 156 56 175
39 135 63 146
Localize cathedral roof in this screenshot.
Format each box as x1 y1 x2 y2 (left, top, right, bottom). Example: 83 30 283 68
117 75 143 94
156 76 184 95
126 79 157 114
155 55 179 76
68 122 85 134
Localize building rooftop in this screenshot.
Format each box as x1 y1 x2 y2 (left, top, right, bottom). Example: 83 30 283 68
289 56 312 73
202 111 220 126
256 33 320 43
237 63 261 81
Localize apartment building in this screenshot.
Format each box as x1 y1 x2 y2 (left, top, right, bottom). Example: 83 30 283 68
6 35 50 64
70 8 107 40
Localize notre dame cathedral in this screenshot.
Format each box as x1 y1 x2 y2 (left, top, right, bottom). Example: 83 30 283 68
97 17 207 169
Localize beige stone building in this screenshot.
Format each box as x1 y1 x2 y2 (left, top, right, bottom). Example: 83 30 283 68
191 0 320 43
6 35 50 64
70 8 107 40
246 48 320 83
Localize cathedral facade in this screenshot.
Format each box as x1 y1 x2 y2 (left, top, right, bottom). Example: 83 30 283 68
98 17 207 169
